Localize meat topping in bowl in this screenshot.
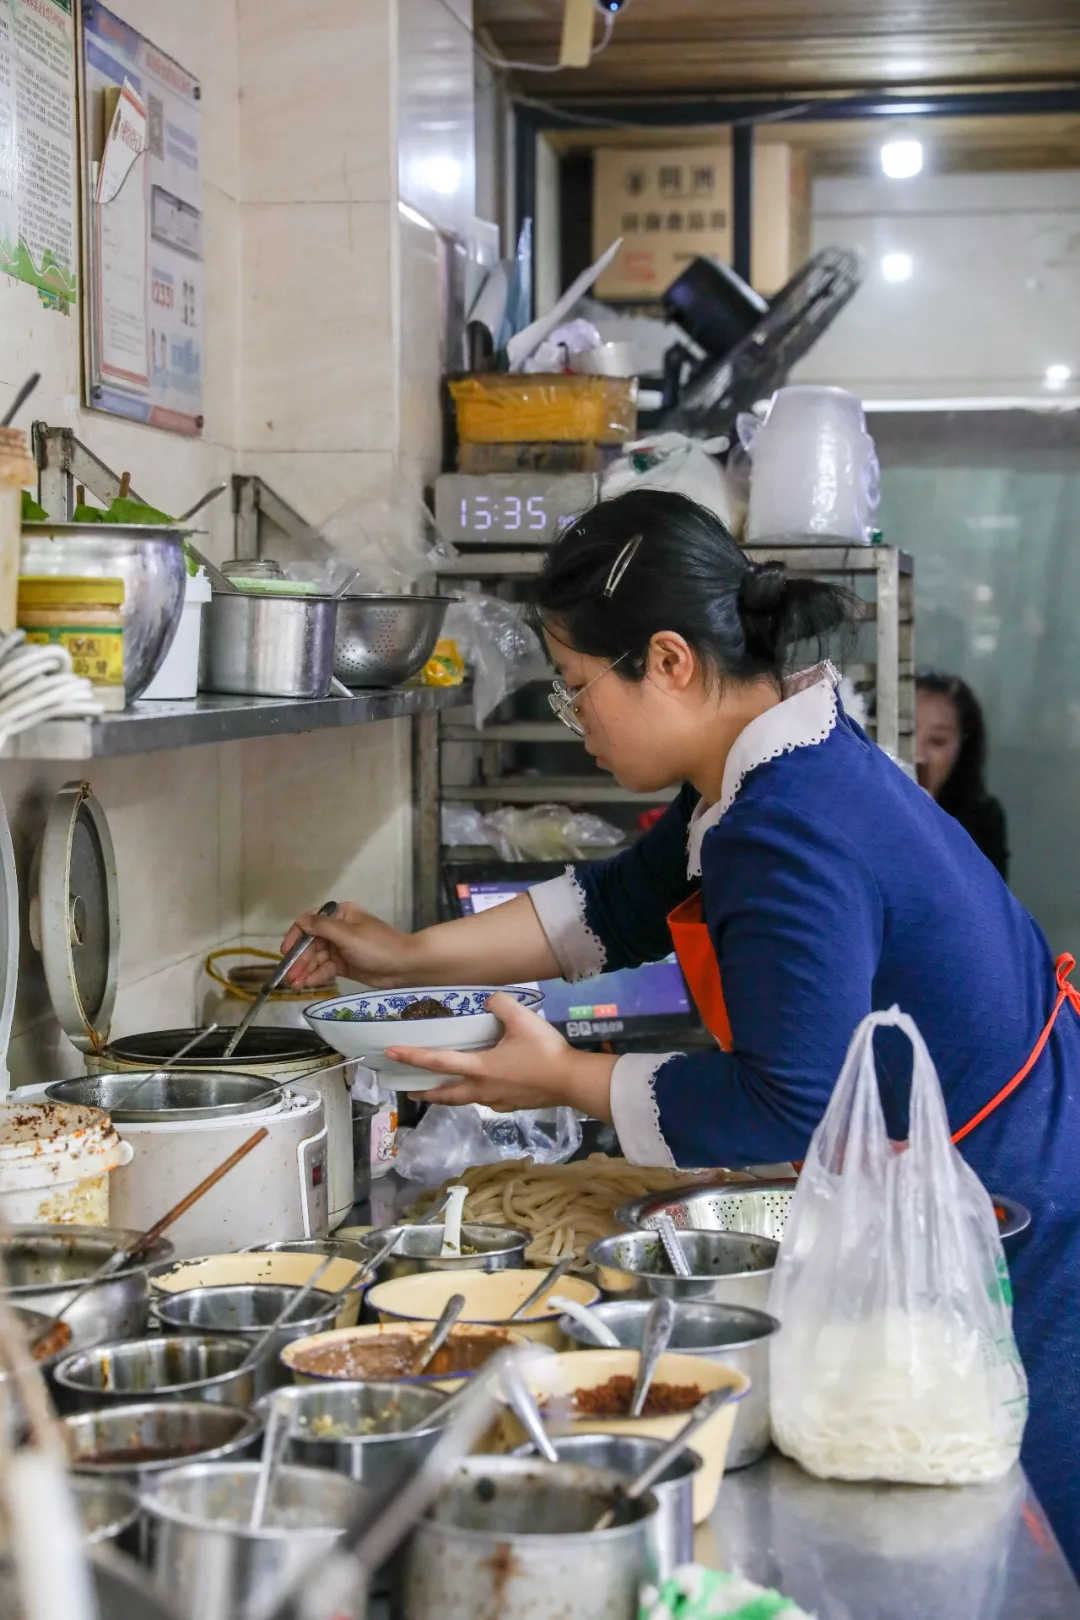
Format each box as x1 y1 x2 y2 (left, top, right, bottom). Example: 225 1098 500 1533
571 1376 704 1418
290 1330 510 1380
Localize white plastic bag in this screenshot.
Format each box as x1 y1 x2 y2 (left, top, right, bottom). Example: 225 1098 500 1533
394 1103 581 1182
769 1006 1028 1485
442 595 549 728
600 432 742 534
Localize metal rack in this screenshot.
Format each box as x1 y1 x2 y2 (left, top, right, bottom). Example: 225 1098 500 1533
415 541 913 926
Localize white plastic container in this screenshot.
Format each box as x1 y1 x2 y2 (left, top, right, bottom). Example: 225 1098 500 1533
0 1101 133 1225
142 566 211 699
745 385 879 546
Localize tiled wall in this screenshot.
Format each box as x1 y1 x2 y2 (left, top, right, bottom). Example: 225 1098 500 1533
0 0 244 1086
0 0 485 1085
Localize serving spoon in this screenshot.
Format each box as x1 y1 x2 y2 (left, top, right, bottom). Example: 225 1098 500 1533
591 1385 741 1530
629 1295 676 1418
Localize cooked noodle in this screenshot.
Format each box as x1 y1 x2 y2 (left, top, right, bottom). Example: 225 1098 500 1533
407 1154 737 1266
772 1311 1026 1486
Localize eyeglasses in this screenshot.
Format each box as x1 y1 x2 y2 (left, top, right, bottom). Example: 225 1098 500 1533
548 655 627 737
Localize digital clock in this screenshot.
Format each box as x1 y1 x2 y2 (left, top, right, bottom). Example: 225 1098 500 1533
434 473 598 545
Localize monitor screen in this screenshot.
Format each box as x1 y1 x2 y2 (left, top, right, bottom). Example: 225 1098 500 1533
445 864 699 1045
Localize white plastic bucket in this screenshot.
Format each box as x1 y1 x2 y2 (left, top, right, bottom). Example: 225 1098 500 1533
142 567 212 700
0 1100 133 1225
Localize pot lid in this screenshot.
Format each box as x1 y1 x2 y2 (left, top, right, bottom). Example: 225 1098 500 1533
104 1027 330 1065
36 782 120 1054
0 787 18 1097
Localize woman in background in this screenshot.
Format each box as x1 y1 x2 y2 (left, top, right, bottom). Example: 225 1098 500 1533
915 672 1008 880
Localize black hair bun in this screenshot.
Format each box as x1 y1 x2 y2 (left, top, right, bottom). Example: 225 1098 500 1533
738 560 787 616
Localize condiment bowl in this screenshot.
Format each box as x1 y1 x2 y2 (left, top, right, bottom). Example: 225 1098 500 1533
354 1221 528 1280
69 1475 141 1550
62 1400 262 1479
1 1224 174 1349
138 1462 367 1620
255 1380 448 1491
368 1267 602 1349
281 1320 534 1386
402 1455 659 1620
497 1347 749 1524
150 1284 347 1387
150 1251 366 1328
509 1432 700 1581
303 985 544 1081
53 1334 257 1411
588 1230 778 1311
557 1298 779 1470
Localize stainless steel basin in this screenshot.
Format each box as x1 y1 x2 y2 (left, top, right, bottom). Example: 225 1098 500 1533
20 522 189 698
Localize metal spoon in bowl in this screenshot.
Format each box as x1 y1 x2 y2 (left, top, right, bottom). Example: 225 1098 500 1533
591 1384 741 1531
549 1294 621 1348
408 1293 466 1377
656 1215 693 1279
249 1391 292 1530
119 1023 222 1106
629 1295 676 1418
508 1255 575 1321
238 1254 367 1370
223 901 338 1059
499 1357 558 1462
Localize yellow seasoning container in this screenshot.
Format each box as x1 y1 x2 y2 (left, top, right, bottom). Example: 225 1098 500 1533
0 427 37 632
421 637 465 686
18 576 126 710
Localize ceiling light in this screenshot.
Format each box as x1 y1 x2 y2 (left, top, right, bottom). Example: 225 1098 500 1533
1045 363 1071 386
881 252 913 283
880 140 923 180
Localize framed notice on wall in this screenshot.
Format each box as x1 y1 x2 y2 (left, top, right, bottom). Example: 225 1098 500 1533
0 0 78 311
79 2 203 434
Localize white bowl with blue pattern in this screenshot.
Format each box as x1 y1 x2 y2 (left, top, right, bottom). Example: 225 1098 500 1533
303 985 545 1084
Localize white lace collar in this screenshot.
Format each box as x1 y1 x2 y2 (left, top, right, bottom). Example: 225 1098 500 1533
686 662 840 878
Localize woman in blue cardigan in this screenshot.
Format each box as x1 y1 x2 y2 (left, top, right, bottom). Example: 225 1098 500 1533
287 489 1080 1570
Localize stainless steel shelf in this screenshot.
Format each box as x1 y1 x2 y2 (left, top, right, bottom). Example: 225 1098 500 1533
0 684 469 761
442 776 676 806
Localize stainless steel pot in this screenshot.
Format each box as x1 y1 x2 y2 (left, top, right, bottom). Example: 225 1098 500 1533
63 1400 263 1479
90 1545 186 1620
333 594 449 687
69 1475 141 1548
45 1070 282 1123
150 1284 343 1389
588 1230 778 1312
510 1433 698 1580
53 1334 257 1411
402 1456 660 1620
91 1027 354 1232
355 1221 529 1280
255 1380 447 1492
140 1461 366 1620
20 522 189 698
0 1225 174 1347
204 590 338 697
558 1298 779 1470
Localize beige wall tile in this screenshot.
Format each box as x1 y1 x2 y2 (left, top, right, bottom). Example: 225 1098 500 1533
240 202 395 453
238 0 394 205
397 205 447 487
240 719 412 936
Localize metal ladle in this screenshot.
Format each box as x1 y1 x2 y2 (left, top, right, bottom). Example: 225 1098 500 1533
508 1256 575 1321
657 1214 693 1279
629 1295 676 1418
591 1384 741 1531
223 901 338 1059
499 1357 558 1462
239 1254 367 1370
408 1293 465 1377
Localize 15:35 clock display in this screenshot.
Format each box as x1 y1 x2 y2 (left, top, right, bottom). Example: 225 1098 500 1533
434 473 598 544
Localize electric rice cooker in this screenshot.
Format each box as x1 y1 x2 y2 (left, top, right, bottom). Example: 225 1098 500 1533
25 782 352 1229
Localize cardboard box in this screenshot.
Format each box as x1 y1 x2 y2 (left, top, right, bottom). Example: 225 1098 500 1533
593 142 797 301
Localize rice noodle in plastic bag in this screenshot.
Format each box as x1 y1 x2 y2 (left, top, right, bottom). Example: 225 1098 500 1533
768 1006 1028 1486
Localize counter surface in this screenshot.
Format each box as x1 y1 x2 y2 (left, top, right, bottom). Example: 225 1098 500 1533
359 1178 1080 1619
705 1451 1080 1620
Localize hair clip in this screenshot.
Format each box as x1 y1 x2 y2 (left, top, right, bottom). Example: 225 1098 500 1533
603 533 643 598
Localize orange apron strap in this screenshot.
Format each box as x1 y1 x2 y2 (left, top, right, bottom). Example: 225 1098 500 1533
952 953 1080 1144
667 891 733 1052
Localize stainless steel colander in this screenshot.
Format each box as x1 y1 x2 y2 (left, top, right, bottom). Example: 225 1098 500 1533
332 594 450 687
616 1182 1031 1249
616 1182 796 1243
